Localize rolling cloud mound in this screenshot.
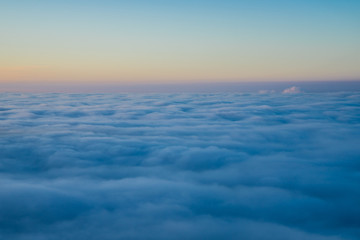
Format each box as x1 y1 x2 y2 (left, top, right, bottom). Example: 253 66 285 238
1 92 360 240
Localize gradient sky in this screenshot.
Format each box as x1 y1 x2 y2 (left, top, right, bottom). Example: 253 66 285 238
1 0 360 84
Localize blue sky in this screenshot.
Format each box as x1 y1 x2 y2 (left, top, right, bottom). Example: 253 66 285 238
0 0 360 83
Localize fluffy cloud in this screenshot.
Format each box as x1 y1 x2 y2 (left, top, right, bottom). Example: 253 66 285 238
0 92 360 240
282 86 301 94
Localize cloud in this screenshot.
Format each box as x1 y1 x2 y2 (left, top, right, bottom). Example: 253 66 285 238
0 92 360 240
282 86 301 94
258 89 275 94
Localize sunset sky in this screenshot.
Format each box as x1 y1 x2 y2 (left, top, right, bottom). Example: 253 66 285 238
1 2 360 239
1 0 360 84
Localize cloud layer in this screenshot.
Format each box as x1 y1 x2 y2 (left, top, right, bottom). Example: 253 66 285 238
1 92 360 240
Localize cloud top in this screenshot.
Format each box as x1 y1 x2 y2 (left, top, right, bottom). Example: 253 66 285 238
0 92 360 240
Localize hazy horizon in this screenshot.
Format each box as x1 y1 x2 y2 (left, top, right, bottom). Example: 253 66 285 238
1 80 360 93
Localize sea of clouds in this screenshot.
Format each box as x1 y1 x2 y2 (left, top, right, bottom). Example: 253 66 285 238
0 91 360 240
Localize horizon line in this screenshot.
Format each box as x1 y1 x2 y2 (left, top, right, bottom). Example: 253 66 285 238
1 80 360 93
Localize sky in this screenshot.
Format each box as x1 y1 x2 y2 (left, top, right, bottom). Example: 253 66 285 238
1 0 360 84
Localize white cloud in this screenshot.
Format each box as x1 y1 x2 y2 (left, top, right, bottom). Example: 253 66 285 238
282 86 301 94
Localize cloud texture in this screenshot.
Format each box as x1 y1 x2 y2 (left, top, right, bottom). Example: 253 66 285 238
0 92 360 240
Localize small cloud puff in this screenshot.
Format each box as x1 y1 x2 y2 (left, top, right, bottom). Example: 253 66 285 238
282 86 301 94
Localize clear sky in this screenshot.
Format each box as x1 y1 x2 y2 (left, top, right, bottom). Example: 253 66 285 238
1 0 360 84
